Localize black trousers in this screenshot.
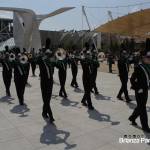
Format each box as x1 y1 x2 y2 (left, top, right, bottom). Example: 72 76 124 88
91 70 98 93
82 77 93 107
58 70 67 96
117 77 129 100
2 71 12 94
71 66 78 86
109 63 112 73
40 79 54 119
14 77 26 105
129 90 149 129
31 62 36 76
25 64 30 84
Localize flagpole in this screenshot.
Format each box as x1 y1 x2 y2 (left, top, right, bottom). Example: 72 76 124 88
82 6 84 49
82 6 98 51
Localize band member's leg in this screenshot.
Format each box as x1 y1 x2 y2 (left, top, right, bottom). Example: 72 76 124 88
86 84 94 109
3 72 12 96
59 71 67 97
121 79 130 101
117 77 124 99
81 94 87 106
129 91 148 128
15 79 25 105
74 70 78 87
25 64 30 84
62 85 67 98
41 81 54 121
31 63 36 76
138 91 149 129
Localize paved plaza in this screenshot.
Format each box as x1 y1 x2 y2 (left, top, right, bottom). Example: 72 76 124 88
0 66 150 150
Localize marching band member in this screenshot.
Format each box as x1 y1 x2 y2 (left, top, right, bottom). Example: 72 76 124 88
129 51 150 133
90 48 100 95
117 50 132 103
13 51 28 105
0 52 12 96
70 51 79 88
55 48 68 98
36 49 55 123
30 48 37 77
80 43 94 110
23 48 31 87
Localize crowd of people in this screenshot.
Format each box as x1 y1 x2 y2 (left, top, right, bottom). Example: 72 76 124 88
0 42 150 133
0 42 100 122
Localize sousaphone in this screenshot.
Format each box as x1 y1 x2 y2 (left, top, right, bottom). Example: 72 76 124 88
55 48 66 60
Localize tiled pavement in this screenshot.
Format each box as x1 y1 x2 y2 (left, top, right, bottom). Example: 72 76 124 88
0 67 150 150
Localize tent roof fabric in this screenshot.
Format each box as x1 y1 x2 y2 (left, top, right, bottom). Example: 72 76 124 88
0 38 15 51
95 8 150 38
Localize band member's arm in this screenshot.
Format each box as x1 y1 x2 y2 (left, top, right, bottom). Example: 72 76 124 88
130 66 139 90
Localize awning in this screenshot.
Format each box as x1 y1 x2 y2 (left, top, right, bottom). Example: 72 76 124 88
95 8 150 38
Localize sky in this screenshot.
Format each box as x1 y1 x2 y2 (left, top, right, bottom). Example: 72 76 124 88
0 0 150 31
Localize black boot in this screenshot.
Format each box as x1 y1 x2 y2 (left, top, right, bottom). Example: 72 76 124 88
126 98 132 103
88 105 95 110
81 99 87 106
6 90 11 97
59 91 63 97
117 95 124 101
50 117 55 123
42 113 49 119
128 117 137 126
142 127 150 133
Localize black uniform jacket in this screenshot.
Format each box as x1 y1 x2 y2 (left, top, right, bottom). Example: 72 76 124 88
130 64 149 91
118 59 128 79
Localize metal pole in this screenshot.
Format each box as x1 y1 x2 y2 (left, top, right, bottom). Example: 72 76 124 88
82 6 98 51
82 6 84 49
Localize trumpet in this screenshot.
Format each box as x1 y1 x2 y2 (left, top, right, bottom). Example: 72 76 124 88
55 48 66 60
19 54 28 64
27 53 32 59
9 53 16 62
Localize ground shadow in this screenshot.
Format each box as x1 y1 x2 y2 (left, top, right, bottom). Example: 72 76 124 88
40 122 77 149
88 109 120 126
111 72 118 74
31 75 37 77
0 96 14 105
94 94 112 101
126 102 136 110
126 102 150 112
26 83 32 88
129 95 136 101
60 98 79 108
10 104 30 117
52 95 60 100
74 88 84 93
53 80 60 86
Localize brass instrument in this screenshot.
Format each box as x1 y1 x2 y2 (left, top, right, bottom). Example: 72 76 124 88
98 52 105 62
19 54 28 64
27 53 32 59
55 48 66 60
80 51 85 59
9 53 16 62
